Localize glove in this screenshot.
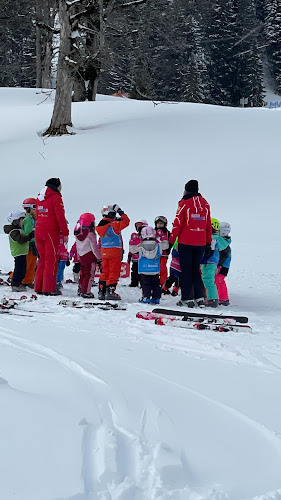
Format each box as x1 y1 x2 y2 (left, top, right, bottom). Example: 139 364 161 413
28 231 35 240
30 240 39 257
204 243 213 260
113 204 124 216
66 258 70 267
127 253 132 264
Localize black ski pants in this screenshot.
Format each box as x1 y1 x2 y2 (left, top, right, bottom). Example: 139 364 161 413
141 274 161 299
130 261 141 287
12 255 27 286
178 243 205 301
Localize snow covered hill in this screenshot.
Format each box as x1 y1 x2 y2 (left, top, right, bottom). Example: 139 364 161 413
0 88 280 500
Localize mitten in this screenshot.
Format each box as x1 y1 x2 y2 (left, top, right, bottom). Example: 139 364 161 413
30 240 38 257
66 258 71 267
204 243 213 260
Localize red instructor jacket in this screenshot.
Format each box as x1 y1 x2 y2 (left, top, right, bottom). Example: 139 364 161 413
36 187 69 237
169 194 212 247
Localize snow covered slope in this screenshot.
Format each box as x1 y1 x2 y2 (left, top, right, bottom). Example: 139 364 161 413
0 88 280 500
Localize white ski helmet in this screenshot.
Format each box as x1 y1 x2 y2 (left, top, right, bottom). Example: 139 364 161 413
219 222 231 237
101 204 115 216
7 210 26 225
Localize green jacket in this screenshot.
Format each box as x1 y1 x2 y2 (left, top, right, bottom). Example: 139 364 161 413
3 224 32 257
23 214 35 242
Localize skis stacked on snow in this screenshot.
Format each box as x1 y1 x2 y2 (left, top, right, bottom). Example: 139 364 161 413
0 294 39 316
136 309 252 333
59 299 127 311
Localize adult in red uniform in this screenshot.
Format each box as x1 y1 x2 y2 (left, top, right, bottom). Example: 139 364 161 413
169 179 212 307
35 178 69 295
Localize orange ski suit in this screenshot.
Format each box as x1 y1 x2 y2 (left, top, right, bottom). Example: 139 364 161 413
96 213 130 286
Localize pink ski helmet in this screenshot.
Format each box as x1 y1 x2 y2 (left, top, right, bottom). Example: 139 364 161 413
79 212 95 227
141 226 156 240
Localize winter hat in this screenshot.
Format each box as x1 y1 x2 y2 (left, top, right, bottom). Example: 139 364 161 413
185 179 199 193
46 177 61 189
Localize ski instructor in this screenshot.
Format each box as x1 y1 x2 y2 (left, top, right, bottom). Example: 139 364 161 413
35 177 69 296
169 179 212 308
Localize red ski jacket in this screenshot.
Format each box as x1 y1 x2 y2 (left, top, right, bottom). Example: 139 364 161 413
36 186 69 237
169 194 212 247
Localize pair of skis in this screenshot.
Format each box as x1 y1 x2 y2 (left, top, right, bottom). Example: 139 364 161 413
59 299 127 311
136 308 252 333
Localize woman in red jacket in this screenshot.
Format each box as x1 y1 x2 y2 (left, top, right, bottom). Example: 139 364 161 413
35 178 69 296
169 179 212 308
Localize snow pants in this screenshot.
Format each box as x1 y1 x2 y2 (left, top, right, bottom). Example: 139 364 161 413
159 256 168 286
22 248 37 285
178 243 205 301
130 261 140 287
100 248 122 286
215 268 229 301
79 252 96 294
201 263 218 300
12 255 27 286
141 274 161 299
35 231 60 293
57 260 66 284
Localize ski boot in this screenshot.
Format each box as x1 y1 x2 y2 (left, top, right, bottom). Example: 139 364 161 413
105 284 121 301
139 297 151 304
205 299 218 308
195 297 205 308
98 281 106 300
176 299 195 308
43 290 62 296
150 298 160 305
171 286 179 297
219 300 230 306
81 292 95 299
161 286 171 295
12 284 27 292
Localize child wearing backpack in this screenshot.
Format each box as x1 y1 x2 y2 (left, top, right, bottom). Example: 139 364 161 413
138 226 162 304
128 219 148 287
3 210 34 292
74 213 101 298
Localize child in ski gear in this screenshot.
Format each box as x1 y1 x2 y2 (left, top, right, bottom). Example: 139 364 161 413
22 198 37 288
74 213 101 299
56 232 69 290
128 219 148 287
215 222 232 306
162 238 181 296
169 179 212 308
96 204 130 300
35 178 69 296
138 226 162 304
154 216 171 286
4 211 35 292
69 242 80 282
201 218 220 307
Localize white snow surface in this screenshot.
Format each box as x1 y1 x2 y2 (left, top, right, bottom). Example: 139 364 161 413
0 87 281 500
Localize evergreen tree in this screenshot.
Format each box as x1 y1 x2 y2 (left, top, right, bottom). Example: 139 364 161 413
263 0 281 93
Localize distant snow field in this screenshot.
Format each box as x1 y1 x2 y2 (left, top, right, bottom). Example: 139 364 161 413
0 87 280 500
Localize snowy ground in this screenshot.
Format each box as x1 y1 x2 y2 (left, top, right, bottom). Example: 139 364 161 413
0 88 281 500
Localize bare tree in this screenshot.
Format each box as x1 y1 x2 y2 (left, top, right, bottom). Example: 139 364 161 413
35 0 58 88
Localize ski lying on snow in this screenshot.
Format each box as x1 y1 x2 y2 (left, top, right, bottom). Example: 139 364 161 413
155 316 252 333
136 311 252 332
152 307 248 324
59 299 126 311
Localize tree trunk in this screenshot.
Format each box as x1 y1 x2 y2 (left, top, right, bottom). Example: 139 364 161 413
36 25 43 88
43 0 73 136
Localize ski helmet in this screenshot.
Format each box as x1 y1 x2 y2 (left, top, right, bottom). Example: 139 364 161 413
7 210 26 225
154 216 167 225
219 222 231 237
79 213 95 227
135 219 148 231
211 218 220 231
141 226 156 240
101 205 115 217
22 198 36 208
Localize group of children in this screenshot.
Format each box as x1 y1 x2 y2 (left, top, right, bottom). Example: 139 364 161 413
4 200 231 308
128 216 232 307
